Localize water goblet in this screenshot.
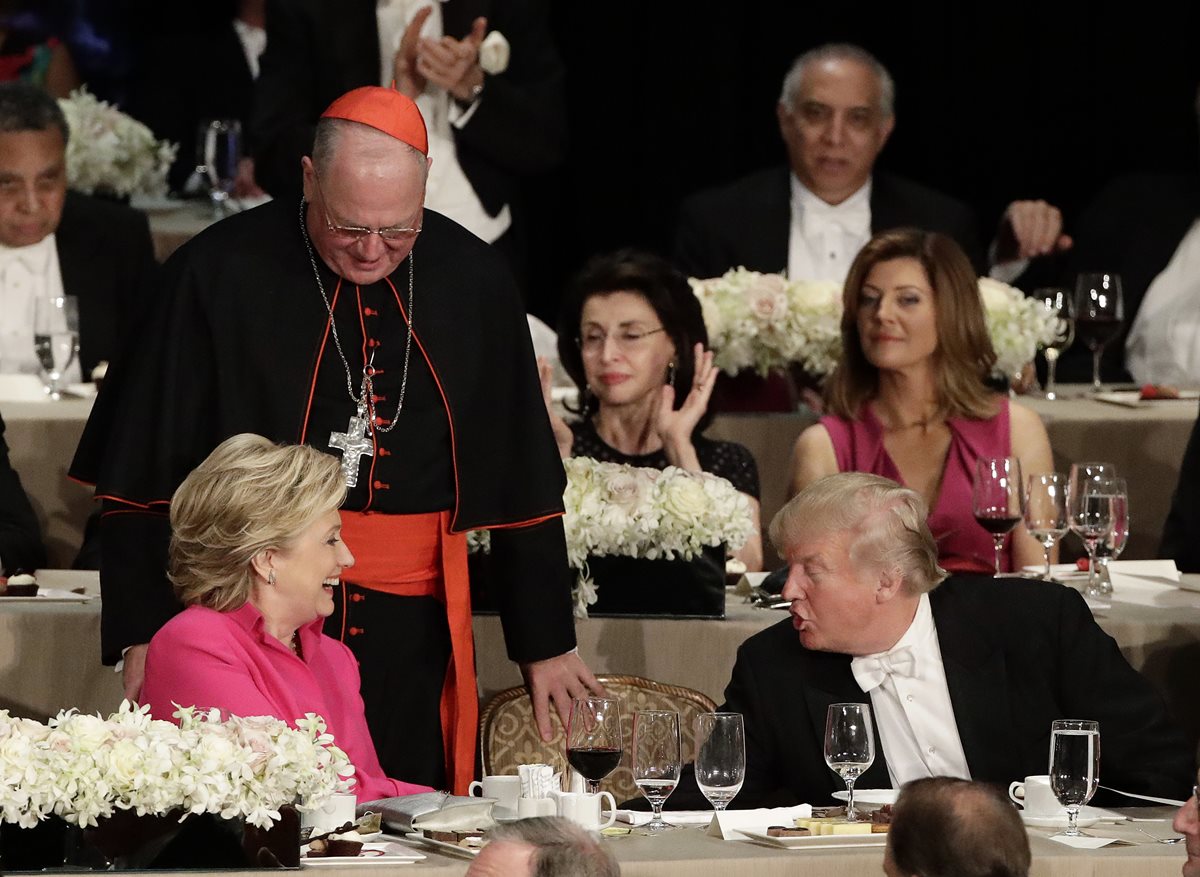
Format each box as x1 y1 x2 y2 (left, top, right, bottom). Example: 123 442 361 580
1025 473 1068 580
1067 463 1118 593
972 456 1024 577
1049 719 1100 837
566 697 623 796
824 703 875 821
694 712 745 813
1034 287 1075 400
33 294 79 400
197 119 243 218
632 710 680 833
1089 477 1128 599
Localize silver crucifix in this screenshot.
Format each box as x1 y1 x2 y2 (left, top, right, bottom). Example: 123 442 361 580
329 405 374 487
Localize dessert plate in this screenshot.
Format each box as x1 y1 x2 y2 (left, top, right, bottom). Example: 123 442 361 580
740 829 886 850
302 841 425 867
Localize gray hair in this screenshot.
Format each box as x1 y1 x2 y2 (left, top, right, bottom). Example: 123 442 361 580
888 778 1031 877
769 472 947 594
483 817 620 877
0 82 69 142
168 434 347 612
779 43 895 118
311 117 428 180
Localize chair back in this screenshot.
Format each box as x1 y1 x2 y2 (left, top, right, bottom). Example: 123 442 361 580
478 674 717 803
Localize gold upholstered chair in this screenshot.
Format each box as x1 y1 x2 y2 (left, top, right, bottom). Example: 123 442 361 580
477 674 717 803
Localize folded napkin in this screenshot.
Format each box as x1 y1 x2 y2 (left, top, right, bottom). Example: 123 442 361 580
614 810 715 827
708 804 814 839
1046 834 1135 849
359 792 494 833
1106 561 1200 609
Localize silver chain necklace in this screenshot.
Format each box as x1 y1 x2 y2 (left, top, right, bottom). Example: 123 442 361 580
299 197 415 485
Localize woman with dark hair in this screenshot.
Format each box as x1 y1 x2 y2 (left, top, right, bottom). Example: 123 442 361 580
787 228 1052 574
547 249 763 571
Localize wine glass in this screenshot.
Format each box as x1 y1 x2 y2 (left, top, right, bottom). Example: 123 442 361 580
824 703 875 821
694 712 745 813
972 456 1024 577
1024 473 1068 580
632 710 680 833
1067 463 1118 594
1073 273 1124 392
1089 477 1129 599
1049 719 1100 837
1034 287 1075 400
197 118 242 217
33 294 79 400
566 697 623 796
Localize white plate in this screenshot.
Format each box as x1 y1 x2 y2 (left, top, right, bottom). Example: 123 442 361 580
302 841 425 867
832 789 897 810
402 831 483 857
1022 563 1088 582
0 587 94 602
1020 814 1104 830
740 828 886 849
129 195 190 214
1093 390 1200 408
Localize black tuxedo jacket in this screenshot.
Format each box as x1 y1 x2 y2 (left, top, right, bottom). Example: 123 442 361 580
55 192 158 377
678 575 1192 809
1056 172 1200 383
673 166 984 279
0 412 46 574
252 0 565 212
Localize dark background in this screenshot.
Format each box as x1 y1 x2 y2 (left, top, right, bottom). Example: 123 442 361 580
524 1 1200 321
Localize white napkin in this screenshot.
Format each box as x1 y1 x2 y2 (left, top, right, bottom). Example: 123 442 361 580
708 805 814 840
1046 834 1134 849
517 764 560 799
1105 561 1200 608
614 810 715 827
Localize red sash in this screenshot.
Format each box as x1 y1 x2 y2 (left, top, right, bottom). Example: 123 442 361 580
339 510 475 795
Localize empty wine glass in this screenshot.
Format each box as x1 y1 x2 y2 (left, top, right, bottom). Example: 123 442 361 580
632 711 680 834
197 118 242 217
694 712 745 813
824 703 875 821
972 456 1024 577
1073 273 1124 392
566 697 623 796
1068 463 1118 593
1049 719 1100 837
1025 473 1068 580
1034 288 1075 400
1089 477 1129 599
33 294 79 400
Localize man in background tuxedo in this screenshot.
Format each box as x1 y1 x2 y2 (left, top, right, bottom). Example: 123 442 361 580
0 82 156 382
674 43 1069 283
704 472 1191 808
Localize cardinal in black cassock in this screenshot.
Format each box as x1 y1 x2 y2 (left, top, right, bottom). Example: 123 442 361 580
70 86 595 794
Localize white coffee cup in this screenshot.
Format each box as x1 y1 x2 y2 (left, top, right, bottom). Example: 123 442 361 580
469 775 521 818
516 796 558 819
302 792 357 835
1008 775 1066 817
554 791 616 831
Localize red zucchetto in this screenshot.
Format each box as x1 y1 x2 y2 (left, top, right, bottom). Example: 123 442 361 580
320 86 429 156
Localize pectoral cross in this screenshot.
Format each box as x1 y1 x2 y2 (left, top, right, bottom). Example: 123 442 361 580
329 404 374 488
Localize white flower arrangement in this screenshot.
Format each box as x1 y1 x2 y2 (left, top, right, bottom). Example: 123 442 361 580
469 458 754 618
691 268 1058 382
0 701 354 830
58 88 176 199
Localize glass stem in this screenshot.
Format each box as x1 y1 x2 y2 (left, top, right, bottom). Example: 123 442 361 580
1084 541 1100 595
1067 805 1080 836
993 535 1005 576
1092 349 1103 391
1046 355 1058 398
845 777 857 821
1042 542 1053 580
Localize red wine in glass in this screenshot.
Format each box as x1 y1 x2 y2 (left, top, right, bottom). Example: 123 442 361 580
974 513 1022 536
1075 317 1122 352
567 747 623 783
566 697 623 794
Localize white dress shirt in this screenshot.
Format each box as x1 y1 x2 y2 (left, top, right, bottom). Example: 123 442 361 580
849 594 971 787
232 18 267 80
376 0 511 243
787 176 871 283
0 234 80 383
1124 219 1200 385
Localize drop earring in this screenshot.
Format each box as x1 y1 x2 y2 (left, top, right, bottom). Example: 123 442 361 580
666 362 677 388
267 570 276 585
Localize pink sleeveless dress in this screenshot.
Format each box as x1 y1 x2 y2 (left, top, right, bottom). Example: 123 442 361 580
821 399 1013 574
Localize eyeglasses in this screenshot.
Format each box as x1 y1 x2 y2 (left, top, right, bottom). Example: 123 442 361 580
577 326 666 355
311 171 422 244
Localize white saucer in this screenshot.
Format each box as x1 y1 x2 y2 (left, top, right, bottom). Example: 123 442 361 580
831 789 897 810
1020 813 1103 830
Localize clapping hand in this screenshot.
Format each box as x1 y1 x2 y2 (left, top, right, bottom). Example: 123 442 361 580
995 199 1074 263
538 357 574 459
392 7 433 98
655 344 716 471
417 16 488 104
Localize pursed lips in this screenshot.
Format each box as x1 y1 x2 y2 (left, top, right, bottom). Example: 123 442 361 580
600 373 629 386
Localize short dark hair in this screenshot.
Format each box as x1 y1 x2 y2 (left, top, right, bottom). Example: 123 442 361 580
484 817 620 877
556 249 713 431
887 777 1031 877
0 82 69 142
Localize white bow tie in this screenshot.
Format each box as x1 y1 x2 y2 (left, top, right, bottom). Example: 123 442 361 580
0 237 52 277
801 199 871 240
850 646 917 693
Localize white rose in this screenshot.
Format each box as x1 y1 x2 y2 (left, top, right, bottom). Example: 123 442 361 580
604 470 645 512
105 738 146 788
61 714 112 751
660 476 709 522
478 31 510 75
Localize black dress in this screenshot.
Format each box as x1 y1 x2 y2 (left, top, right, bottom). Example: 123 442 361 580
568 420 760 617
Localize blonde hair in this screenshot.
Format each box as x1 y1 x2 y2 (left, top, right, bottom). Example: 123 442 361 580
769 472 947 594
168 434 347 611
824 228 998 421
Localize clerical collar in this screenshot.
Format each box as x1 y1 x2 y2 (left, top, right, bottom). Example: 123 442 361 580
789 174 872 216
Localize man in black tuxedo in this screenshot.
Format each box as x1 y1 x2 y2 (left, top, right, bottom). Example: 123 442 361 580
0 83 156 382
704 472 1192 809
674 43 1069 283
0 411 45 575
